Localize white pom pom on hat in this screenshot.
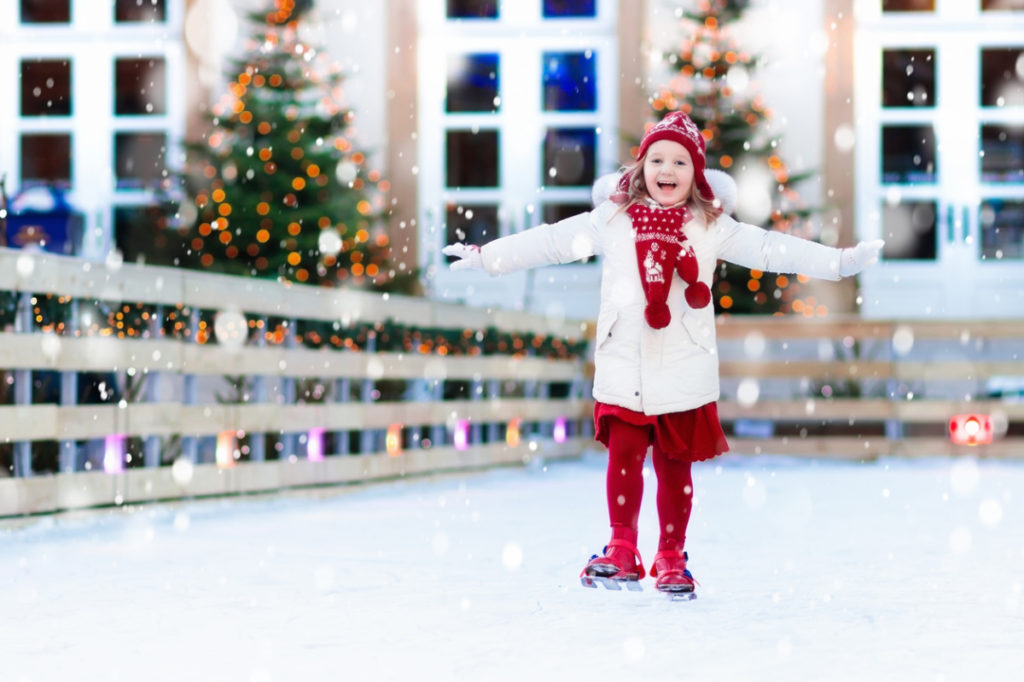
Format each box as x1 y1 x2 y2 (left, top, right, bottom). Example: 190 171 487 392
591 172 622 207
704 169 737 215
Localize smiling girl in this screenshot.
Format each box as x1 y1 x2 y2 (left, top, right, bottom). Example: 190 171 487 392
443 111 883 597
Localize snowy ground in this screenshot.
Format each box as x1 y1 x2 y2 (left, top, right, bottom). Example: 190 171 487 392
2 453 1022 682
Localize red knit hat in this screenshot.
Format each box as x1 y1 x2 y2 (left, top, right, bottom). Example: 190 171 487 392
618 111 715 204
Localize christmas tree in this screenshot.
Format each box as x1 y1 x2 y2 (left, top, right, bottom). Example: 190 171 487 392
651 0 819 315
181 0 391 287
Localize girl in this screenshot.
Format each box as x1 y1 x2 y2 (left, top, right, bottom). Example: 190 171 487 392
443 112 883 596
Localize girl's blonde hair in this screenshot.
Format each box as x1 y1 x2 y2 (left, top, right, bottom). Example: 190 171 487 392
616 155 723 225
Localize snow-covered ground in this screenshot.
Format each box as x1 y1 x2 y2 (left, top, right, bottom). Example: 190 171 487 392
3 453 1022 682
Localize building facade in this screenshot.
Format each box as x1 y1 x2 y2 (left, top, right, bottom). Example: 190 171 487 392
1 0 1022 319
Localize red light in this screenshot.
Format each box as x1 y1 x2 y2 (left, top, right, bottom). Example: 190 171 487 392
949 414 993 446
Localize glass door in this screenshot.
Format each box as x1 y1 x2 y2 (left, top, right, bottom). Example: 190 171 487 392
854 0 1024 318
418 0 618 317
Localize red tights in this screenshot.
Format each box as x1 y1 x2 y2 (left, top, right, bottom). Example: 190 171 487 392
604 417 693 553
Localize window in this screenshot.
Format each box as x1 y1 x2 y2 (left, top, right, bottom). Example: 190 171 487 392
880 201 937 260
115 132 167 188
980 125 1024 182
20 0 70 23
446 54 500 113
543 0 596 17
882 49 935 108
114 205 175 264
543 127 596 187
445 204 499 249
882 0 934 11
21 59 72 116
543 51 596 111
543 203 590 224
980 200 1024 259
21 134 72 185
981 1 1024 10
115 0 167 23
446 0 498 19
980 48 1024 107
881 125 936 184
446 130 499 187
115 57 167 115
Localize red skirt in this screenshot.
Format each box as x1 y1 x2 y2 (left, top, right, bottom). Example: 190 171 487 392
594 400 730 463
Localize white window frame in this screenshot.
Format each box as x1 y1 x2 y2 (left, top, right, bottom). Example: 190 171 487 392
418 0 619 317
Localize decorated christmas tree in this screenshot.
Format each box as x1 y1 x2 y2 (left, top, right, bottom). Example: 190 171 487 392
651 0 819 315
180 0 391 286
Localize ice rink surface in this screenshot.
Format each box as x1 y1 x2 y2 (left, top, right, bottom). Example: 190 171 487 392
3 453 1022 682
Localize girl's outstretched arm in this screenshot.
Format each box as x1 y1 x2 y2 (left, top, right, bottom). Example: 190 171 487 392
443 204 608 275
716 213 883 280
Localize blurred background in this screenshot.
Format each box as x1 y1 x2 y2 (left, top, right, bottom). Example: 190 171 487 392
2 0 1021 320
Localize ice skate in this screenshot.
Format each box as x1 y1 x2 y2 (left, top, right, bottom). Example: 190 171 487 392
651 549 697 600
580 538 645 591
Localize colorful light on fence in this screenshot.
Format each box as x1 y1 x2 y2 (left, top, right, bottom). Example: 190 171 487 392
103 434 126 474
454 419 470 451
949 414 993 446
307 427 325 461
553 417 568 444
506 418 522 447
386 423 403 457
216 430 236 468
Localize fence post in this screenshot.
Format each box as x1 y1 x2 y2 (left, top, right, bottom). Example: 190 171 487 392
248 315 267 462
58 298 79 473
334 376 350 455
13 291 33 476
281 318 297 458
143 304 162 468
487 379 501 443
180 306 199 463
431 377 445 449
360 332 376 454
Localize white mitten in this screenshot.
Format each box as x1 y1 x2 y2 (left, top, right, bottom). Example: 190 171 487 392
441 243 484 271
839 239 885 277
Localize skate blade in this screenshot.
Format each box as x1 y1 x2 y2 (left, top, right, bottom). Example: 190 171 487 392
580 575 642 591
659 588 696 601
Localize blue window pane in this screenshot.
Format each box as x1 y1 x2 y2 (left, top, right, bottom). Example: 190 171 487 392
447 53 500 113
543 127 596 187
981 125 1024 183
981 200 1024 260
543 0 596 17
543 51 596 111
881 125 935 184
447 0 498 19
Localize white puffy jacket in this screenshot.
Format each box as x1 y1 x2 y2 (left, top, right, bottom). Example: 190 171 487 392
480 198 843 415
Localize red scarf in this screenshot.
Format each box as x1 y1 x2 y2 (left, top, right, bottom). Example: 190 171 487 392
627 203 711 329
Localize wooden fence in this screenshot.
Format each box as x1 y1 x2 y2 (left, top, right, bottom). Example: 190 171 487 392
715 316 1024 459
2 246 1022 517
0 248 592 516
